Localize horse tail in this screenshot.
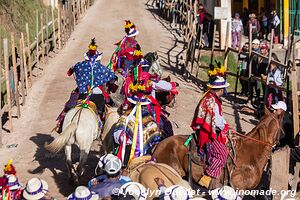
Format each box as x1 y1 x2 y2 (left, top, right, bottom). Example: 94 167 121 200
45 123 77 153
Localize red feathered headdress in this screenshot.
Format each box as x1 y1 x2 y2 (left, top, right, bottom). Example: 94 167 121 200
4 160 16 176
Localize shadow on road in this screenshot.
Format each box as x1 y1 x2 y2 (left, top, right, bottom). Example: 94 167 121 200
29 133 100 196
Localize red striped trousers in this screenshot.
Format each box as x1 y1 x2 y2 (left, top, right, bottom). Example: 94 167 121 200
205 140 229 178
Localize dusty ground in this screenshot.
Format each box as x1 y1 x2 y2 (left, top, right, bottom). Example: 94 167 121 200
0 0 257 198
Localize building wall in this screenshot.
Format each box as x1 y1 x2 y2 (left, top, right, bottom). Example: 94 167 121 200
41 0 58 8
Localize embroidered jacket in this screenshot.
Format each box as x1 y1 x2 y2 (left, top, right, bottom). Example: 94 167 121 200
191 91 229 149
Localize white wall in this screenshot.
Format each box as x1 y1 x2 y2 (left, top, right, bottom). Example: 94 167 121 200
41 0 58 8
220 0 231 49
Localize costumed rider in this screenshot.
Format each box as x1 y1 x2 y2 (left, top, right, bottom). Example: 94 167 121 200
113 64 163 166
191 63 230 189
67 38 116 117
108 20 140 75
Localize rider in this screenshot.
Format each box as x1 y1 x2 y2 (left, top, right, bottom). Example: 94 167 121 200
108 20 141 74
54 38 116 133
191 63 230 189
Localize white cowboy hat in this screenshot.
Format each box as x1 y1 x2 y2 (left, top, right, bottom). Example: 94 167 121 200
104 157 122 175
127 96 151 106
98 153 117 168
252 39 260 45
23 178 49 200
211 186 240 200
119 182 147 200
164 185 192 200
67 186 99 200
6 174 22 190
127 28 139 38
271 101 287 111
207 76 230 89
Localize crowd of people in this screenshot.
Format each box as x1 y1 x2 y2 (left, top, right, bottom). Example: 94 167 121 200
232 8 281 49
237 39 284 108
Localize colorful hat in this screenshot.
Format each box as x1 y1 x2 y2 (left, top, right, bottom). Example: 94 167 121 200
23 178 49 200
129 65 153 95
6 174 22 190
260 42 269 50
104 156 122 175
98 154 117 169
211 186 240 200
164 185 192 200
67 186 99 200
249 13 256 18
88 38 97 51
207 62 229 89
125 20 139 38
4 159 16 176
119 182 147 200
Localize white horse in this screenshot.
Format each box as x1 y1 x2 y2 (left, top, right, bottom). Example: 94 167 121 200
45 107 99 183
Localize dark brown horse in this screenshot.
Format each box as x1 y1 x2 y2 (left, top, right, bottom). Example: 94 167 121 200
152 107 285 190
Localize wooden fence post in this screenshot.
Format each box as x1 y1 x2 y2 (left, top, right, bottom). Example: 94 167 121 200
21 33 29 95
40 13 45 64
263 29 274 103
11 33 21 118
25 23 33 85
3 38 13 133
36 10 40 74
58 6 62 49
210 24 217 65
224 21 230 71
0 36 2 141
292 41 299 138
19 38 26 105
247 24 252 103
45 10 49 56
51 7 57 50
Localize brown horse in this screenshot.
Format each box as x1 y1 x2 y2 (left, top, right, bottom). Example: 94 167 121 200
152 107 285 190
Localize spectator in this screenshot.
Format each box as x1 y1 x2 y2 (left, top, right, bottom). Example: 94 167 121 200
23 178 55 200
247 13 260 39
241 8 249 35
68 186 98 200
203 12 214 48
270 10 280 44
263 53 283 108
259 8 269 39
258 42 269 98
90 154 124 199
118 182 147 200
238 43 250 96
196 3 206 46
231 13 243 49
249 39 261 104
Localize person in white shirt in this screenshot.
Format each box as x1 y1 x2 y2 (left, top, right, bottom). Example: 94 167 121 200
231 13 243 49
270 10 280 44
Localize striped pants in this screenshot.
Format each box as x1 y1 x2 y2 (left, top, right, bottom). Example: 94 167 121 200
205 140 229 178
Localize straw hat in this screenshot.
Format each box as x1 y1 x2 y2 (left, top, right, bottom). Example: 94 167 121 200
119 182 147 200
252 39 260 45
211 186 239 200
98 154 117 168
23 178 49 200
67 186 99 200
6 174 22 190
207 76 230 89
164 185 192 200
249 13 256 18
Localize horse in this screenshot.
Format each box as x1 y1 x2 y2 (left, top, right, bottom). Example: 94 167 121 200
45 106 99 184
144 51 162 77
152 106 285 190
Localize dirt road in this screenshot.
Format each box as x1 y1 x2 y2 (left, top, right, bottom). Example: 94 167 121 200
0 0 256 198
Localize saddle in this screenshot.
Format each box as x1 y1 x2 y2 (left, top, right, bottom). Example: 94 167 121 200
76 100 103 129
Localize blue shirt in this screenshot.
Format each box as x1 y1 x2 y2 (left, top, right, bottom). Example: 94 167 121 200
72 57 116 94
91 178 123 198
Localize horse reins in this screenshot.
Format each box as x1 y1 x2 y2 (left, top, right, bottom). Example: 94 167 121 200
229 130 273 147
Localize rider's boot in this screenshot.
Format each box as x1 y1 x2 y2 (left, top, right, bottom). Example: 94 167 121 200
198 175 222 189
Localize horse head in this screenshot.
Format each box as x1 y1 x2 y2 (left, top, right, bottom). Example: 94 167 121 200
144 51 162 78
253 106 285 146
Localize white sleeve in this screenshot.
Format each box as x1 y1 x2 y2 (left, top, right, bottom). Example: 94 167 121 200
274 69 283 86
214 104 225 130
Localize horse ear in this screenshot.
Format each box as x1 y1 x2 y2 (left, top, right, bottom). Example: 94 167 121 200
166 76 171 82
105 104 111 112
264 106 271 115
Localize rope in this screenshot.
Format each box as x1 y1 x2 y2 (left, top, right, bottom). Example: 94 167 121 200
230 130 273 147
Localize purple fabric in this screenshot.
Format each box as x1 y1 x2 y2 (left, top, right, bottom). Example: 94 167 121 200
91 178 123 198
232 31 241 49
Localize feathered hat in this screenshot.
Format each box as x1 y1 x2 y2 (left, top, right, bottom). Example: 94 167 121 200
124 20 139 38
207 62 229 89
88 38 97 51
4 159 16 176
129 65 153 95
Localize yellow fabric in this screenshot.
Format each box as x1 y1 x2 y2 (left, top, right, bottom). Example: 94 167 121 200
4 159 13 172
89 45 97 51
198 175 211 188
129 102 141 162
